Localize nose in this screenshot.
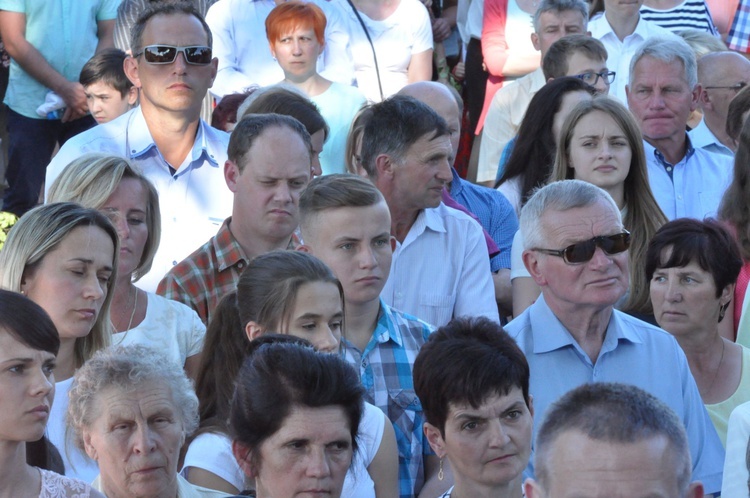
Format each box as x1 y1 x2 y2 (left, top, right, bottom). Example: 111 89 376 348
436 157 452 183
292 39 302 55
487 419 511 448
358 246 377 269
132 424 157 454
172 50 189 74
595 78 609 95
83 273 106 301
311 153 322 177
306 447 332 478
317 326 340 353
648 91 666 110
30 366 53 397
273 182 294 204
113 215 130 241
664 277 682 302
598 142 613 159
587 245 613 270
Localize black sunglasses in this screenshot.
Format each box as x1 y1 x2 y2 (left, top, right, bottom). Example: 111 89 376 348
134 45 212 65
533 231 631 264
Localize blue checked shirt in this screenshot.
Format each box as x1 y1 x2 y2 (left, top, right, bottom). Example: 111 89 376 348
343 300 435 498
728 0 750 53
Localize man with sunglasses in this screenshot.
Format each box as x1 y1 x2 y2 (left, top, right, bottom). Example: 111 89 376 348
691 51 750 157
505 180 724 496
45 2 231 292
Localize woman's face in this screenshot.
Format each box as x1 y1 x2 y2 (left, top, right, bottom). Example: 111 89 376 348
82 380 184 498
568 110 631 191
254 405 353 498
285 281 343 353
101 178 149 278
650 249 731 336
552 90 593 146
271 26 323 83
21 225 115 341
425 388 533 491
0 328 55 443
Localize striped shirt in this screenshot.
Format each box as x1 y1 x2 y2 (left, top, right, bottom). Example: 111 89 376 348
640 0 719 35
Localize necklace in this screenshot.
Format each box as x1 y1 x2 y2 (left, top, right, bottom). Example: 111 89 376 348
705 338 726 397
114 286 139 332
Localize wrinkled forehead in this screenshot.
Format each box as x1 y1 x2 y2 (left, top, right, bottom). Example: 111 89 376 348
540 201 622 245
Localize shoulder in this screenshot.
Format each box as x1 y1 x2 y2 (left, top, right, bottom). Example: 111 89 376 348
148 293 205 322
39 469 103 498
383 304 435 339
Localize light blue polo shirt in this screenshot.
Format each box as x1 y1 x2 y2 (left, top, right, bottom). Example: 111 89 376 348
0 0 119 118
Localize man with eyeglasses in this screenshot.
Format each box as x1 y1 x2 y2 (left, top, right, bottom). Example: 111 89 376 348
691 51 750 157
626 37 733 221
542 34 612 95
45 2 232 292
505 179 724 495
588 0 679 102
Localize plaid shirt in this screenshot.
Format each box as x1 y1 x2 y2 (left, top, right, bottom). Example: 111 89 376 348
157 218 247 325
343 300 435 498
728 0 750 53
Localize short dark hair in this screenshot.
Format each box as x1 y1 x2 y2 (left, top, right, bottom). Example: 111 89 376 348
360 95 449 178
130 1 213 54
413 316 530 434
299 173 385 230
241 87 329 141
236 250 343 333
0 289 59 357
645 218 742 299
542 35 608 80
228 113 312 171
535 383 692 493
229 341 364 469
79 48 133 98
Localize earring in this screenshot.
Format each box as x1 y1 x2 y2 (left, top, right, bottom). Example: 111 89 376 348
719 301 729 322
438 458 444 481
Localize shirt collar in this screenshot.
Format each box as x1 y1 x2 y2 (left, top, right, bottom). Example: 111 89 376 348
210 217 249 272
371 299 405 347
643 135 696 166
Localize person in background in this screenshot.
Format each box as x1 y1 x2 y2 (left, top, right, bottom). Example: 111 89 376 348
640 0 719 35
344 104 372 175
211 91 254 132
79 48 138 125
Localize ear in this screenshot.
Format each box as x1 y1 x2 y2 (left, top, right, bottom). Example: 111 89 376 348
720 283 734 307
389 236 397 252
546 77 555 84
625 84 631 104
524 477 545 498
245 321 265 342
531 32 540 52
208 57 218 88
686 481 704 498
123 56 141 89
374 154 395 179
523 250 548 287
699 87 711 107
689 84 701 113
528 394 534 419
224 160 241 192
82 431 98 461
297 244 313 254
127 86 139 106
232 440 257 480
422 422 447 458
269 43 277 59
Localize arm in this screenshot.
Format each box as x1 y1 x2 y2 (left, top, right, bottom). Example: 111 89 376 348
0 10 88 121
493 269 512 316
317 2 355 85
368 418 399 498
95 19 115 52
408 3 436 83
480 0 508 77
185 467 241 495
408 49 433 82
454 219 501 322
205 1 257 99
477 87 517 183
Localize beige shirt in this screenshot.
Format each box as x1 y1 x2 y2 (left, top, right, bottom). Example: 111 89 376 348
92 473 228 498
478 67 546 183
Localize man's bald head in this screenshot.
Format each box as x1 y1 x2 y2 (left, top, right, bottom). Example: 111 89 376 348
398 81 461 156
698 52 750 132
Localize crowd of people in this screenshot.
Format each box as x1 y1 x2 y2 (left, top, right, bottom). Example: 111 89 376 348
0 0 750 497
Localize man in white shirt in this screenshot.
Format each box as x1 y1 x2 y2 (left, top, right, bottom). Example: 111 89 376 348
691 51 750 157
361 95 499 326
589 0 678 102
46 3 231 291
477 0 588 184
626 37 732 220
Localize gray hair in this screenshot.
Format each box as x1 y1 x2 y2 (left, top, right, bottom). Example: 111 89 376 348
534 383 693 495
532 0 589 33
520 180 622 250
67 345 199 452
629 37 698 90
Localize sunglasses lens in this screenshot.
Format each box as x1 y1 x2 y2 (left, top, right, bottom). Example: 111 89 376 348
564 240 597 264
185 47 212 64
144 46 177 63
601 233 631 254
562 233 630 264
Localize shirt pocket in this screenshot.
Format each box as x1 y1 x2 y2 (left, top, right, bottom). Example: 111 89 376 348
418 292 456 326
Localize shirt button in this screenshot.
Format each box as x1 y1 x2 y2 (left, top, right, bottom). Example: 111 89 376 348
666 166 672 172
172 260 178 266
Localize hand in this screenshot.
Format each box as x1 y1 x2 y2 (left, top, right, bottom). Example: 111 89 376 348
451 61 465 81
432 18 452 42
57 81 89 122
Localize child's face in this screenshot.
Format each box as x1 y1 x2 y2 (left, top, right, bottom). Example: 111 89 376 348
84 81 136 124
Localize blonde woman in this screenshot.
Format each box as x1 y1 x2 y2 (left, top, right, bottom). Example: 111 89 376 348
0 202 118 482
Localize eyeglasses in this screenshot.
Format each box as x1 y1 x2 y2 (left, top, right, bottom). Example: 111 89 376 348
133 45 213 65
574 70 616 86
703 82 747 93
532 231 631 264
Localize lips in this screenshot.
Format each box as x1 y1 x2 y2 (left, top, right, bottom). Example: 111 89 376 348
28 404 50 415
75 309 97 320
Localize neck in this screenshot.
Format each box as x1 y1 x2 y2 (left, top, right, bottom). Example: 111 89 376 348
228 219 292 260
703 113 735 150
604 10 640 41
111 277 140 332
344 298 381 351
140 104 200 170
0 442 37 498
386 202 420 243
676 327 723 371
451 475 524 498
56 338 78 382
547 296 613 363
645 133 687 166
284 74 331 98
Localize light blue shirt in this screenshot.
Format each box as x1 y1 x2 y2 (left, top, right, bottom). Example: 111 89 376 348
0 0 119 118
506 295 725 494
45 107 233 291
688 118 734 158
644 137 732 220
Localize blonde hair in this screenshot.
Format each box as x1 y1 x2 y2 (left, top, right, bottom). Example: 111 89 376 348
47 153 161 281
0 202 118 367
552 97 668 315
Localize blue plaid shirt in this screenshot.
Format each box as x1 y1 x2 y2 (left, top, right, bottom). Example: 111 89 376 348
343 300 435 498
728 0 750 53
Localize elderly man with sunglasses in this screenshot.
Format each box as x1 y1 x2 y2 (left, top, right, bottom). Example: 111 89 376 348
45 2 231 292
505 180 725 496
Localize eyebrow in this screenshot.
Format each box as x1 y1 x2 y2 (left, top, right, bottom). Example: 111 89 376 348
69 258 114 273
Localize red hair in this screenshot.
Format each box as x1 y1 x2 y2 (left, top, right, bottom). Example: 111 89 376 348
265 1 327 46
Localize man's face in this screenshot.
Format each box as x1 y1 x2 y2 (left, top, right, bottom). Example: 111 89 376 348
388 132 453 211
603 0 644 20
526 430 701 498
302 201 395 306
701 63 750 124
565 51 610 95
523 200 629 314
124 13 217 117
225 126 311 243
532 10 588 56
626 56 698 145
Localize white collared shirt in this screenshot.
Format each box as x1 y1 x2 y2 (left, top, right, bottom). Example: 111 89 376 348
381 202 500 326
589 13 679 102
688 118 734 157
46 107 233 291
